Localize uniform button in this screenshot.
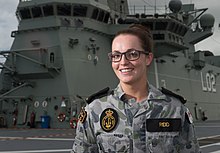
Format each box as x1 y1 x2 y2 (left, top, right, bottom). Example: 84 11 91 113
186 142 192 149
152 139 158 147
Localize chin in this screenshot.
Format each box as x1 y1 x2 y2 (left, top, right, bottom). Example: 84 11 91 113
120 79 135 84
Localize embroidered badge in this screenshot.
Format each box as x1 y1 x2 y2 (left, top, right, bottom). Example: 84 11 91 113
100 108 118 132
78 107 87 123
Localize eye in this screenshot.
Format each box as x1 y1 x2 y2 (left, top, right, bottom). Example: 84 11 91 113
128 50 139 58
111 53 121 60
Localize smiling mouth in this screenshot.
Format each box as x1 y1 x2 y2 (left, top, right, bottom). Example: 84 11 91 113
120 68 133 73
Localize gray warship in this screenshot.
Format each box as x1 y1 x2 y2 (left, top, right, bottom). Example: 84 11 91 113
0 0 218 129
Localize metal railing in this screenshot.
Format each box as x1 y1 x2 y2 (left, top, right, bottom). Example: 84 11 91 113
128 5 170 15
19 0 32 2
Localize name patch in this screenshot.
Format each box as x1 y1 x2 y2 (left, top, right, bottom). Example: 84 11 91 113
146 118 181 132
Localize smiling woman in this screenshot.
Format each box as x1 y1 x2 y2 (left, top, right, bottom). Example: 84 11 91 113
71 24 201 153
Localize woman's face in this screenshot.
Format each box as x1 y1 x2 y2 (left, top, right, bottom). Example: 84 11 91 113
111 34 153 85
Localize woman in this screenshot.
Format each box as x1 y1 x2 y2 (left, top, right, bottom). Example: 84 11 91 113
71 24 200 153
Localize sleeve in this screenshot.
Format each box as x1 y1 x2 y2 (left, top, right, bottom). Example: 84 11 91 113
70 106 99 153
180 107 201 153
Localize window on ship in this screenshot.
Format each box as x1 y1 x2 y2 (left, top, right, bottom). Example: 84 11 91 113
43 5 54 16
57 4 71 16
32 7 43 18
20 8 31 19
73 5 87 17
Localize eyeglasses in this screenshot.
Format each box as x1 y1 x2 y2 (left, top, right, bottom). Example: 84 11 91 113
108 49 149 62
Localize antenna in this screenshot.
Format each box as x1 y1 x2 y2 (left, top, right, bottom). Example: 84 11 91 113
154 0 157 14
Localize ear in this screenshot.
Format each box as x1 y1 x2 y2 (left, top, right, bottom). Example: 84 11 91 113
146 52 154 66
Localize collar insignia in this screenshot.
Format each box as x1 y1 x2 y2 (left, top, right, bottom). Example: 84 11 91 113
100 108 118 132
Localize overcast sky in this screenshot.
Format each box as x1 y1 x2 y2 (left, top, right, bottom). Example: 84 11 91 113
1 0 220 55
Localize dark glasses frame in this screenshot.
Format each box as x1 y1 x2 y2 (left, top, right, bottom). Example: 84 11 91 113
108 49 149 62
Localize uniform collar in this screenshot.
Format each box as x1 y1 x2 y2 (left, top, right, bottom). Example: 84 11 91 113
113 83 168 102
114 84 125 100
147 84 168 101
111 83 170 117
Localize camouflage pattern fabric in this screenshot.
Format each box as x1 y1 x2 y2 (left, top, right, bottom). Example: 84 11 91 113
71 84 201 153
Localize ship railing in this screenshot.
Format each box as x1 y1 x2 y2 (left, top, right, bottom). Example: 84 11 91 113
0 82 34 100
19 0 32 2
0 51 9 71
128 5 170 16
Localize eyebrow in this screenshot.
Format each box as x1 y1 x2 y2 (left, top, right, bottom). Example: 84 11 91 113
112 48 138 53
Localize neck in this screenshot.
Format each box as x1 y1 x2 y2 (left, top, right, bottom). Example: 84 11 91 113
120 81 148 102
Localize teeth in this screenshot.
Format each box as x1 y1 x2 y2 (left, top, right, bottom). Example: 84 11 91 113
120 69 132 72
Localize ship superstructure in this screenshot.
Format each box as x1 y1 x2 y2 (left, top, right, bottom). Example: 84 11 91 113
0 0 219 128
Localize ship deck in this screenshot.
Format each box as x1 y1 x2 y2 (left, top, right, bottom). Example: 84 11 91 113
196 120 220 153
0 121 219 153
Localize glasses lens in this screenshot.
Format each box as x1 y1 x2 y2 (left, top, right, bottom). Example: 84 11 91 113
126 50 140 61
109 52 122 62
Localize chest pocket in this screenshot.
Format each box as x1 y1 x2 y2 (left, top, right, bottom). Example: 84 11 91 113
146 132 180 153
97 133 130 153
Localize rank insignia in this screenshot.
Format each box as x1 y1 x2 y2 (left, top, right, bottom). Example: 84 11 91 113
100 108 118 132
78 107 87 123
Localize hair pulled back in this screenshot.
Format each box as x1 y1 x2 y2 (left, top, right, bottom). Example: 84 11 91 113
113 24 153 53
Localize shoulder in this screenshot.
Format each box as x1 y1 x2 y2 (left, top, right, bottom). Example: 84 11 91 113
86 87 113 104
160 87 187 104
160 87 194 123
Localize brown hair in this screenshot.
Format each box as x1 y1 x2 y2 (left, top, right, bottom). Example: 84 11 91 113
113 24 153 53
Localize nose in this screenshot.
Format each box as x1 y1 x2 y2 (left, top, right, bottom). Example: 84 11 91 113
120 54 129 64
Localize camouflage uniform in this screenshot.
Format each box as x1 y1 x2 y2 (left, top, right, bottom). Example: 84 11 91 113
71 84 200 153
